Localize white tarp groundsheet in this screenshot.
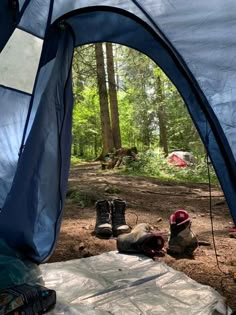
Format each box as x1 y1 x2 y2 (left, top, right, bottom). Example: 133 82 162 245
39 251 232 315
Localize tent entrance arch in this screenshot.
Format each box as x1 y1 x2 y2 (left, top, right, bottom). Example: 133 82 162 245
0 3 236 263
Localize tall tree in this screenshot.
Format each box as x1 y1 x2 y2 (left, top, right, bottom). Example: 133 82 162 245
95 43 114 158
156 74 168 156
106 43 122 149
117 47 159 149
72 45 101 158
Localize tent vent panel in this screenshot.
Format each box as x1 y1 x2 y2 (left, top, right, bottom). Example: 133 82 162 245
0 28 43 94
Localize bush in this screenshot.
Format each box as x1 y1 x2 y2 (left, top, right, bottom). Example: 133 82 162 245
123 149 218 184
70 155 82 164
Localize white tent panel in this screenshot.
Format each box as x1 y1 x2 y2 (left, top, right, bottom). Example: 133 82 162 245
0 28 43 94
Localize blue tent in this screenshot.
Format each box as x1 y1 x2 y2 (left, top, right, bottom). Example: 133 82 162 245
0 0 236 263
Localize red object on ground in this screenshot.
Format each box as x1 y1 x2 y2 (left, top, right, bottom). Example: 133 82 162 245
168 154 188 167
170 209 190 225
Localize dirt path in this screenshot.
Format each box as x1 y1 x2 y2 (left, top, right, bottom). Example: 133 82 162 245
49 162 236 310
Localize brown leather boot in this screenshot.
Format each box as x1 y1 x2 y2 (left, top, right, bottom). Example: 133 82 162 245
111 199 131 237
167 209 198 256
94 200 112 238
117 223 165 256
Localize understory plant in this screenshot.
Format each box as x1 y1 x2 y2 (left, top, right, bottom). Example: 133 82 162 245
122 149 218 185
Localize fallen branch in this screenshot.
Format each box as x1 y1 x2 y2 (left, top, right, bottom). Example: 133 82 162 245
140 190 224 198
198 241 211 246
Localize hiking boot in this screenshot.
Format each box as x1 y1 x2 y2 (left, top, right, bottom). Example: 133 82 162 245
94 200 112 238
117 223 165 256
167 209 198 256
111 199 131 237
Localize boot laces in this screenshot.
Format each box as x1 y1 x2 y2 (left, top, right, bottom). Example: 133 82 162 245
97 203 110 224
113 203 126 225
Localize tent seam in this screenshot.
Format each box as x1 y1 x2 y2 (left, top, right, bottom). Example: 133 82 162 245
0 84 31 96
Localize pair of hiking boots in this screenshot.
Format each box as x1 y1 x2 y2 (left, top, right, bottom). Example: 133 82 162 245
95 199 131 238
117 209 198 257
95 201 198 257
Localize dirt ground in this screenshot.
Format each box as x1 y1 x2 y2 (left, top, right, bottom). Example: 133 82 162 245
49 162 236 311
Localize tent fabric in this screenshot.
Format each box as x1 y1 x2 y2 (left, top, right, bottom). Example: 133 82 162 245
19 0 50 38
168 151 195 167
168 154 188 168
0 87 30 208
0 1 19 52
0 28 74 262
0 239 40 289
0 1 236 262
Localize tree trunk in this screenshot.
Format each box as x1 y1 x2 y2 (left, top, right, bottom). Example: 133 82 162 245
156 76 168 156
158 105 168 156
72 48 84 102
94 133 98 156
73 142 78 156
106 43 122 149
79 139 84 157
95 43 114 158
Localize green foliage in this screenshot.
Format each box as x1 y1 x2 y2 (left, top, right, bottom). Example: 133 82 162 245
117 48 160 149
118 91 139 147
122 149 218 184
71 43 216 184
72 86 101 159
70 155 82 164
66 189 98 207
165 90 204 155
72 45 101 159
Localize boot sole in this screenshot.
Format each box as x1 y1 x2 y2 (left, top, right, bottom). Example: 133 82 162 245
95 228 113 238
113 228 131 237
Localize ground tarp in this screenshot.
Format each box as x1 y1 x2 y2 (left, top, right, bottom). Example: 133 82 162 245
39 252 231 315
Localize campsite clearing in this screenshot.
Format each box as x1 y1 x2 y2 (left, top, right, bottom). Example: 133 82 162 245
49 162 236 310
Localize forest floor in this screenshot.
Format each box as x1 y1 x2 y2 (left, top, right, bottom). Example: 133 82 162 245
49 161 236 311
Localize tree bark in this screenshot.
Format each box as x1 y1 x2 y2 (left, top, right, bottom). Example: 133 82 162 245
106 43 122 149
95 43 114 158
72 48 84 102
156 76 168 156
